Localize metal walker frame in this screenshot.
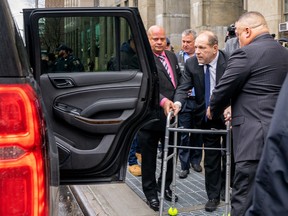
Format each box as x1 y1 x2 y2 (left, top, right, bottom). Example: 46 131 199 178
159 111 232 216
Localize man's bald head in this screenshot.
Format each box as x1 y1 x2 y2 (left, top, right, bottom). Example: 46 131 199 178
235 11 270 47
237 11 268 30
147 25 167 54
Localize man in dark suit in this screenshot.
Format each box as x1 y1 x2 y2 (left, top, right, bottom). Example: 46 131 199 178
245 74 288 216
172 30 229 212
245 76 288 216
207 11 288 215
138 25 181 211
176 29 203 179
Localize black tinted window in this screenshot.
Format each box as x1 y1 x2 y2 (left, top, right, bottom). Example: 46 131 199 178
38 16 140 74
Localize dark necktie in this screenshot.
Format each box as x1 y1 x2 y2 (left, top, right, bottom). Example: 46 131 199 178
158 55 172 79
205 64 211 110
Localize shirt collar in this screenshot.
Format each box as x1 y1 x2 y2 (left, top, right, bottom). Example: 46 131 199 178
155 51 166 58
209 51 219 70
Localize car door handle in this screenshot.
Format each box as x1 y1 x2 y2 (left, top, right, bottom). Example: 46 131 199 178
53 79 75 88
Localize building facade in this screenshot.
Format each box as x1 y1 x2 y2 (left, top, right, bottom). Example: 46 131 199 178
45 0 288 50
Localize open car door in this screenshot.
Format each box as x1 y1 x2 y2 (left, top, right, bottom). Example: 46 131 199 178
23 7 159 184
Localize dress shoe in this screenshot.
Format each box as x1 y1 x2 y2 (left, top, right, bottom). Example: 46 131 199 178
179 169 189 179
205 199 220 212
128 164 141 176
146 198 159 211
156 187 179 202
192 164 202 172
163 189 178 202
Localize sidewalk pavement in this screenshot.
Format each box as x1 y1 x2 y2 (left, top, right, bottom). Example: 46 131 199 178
71 155 230 215
126 156 230 216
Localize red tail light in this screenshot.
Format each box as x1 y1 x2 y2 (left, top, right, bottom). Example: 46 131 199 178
0 84 47 216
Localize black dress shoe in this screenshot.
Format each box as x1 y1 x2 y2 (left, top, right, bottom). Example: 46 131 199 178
179 169 189 179
146 198 159 211
156 187 179 202
163 189 178 202
192 164 202 172
205 199 220 212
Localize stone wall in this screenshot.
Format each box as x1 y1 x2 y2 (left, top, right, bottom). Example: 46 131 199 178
247 0 288 39
45 0 288 47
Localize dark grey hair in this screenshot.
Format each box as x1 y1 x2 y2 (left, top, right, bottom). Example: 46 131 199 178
182 29 197 39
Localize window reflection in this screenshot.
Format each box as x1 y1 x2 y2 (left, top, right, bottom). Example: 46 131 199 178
39 16 139 73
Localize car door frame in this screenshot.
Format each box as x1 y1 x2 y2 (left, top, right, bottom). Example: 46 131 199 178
23 7 159 184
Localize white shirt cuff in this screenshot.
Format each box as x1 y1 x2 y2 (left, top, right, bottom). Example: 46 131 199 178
174 101 182 110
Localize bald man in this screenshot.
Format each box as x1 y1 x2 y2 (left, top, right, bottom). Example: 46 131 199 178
208 11 288 215
138 25 181 211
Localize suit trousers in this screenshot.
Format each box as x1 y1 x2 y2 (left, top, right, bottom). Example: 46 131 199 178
178 99 203 170
231 160 258 216
202 118 224 200
139 127 175 200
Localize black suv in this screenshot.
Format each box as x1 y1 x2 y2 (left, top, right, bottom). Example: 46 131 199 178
0 0 158 215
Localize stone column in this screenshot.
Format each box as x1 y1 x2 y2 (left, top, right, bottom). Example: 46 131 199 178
247 0 285 39
138 0 156 30
155 0 191 52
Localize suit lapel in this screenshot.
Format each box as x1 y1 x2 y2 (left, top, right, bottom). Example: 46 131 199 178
216 51 227 84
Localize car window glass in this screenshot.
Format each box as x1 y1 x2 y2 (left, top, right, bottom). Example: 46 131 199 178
38 16 140 74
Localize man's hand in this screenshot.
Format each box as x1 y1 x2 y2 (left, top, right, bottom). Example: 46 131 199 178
173 102 181 116
163 99 175 116
223 106 232 122
206 106 212 120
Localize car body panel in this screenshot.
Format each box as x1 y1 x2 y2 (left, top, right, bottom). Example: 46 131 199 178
1 1 60 215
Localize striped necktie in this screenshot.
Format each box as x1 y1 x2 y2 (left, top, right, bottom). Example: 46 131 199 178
158 55 172 79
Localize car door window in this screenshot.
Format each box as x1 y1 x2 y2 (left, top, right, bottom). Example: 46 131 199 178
38 16 140 74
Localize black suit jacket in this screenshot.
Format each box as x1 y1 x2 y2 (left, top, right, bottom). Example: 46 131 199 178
245 74 288 216
145 50 181 130
174 50 228 124
245 70 288 216
210 33 288 162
